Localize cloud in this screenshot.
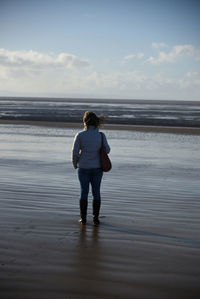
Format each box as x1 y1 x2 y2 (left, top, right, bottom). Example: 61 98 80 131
152 42 168 49
147 44 200 64
186 71 198 77
123 53 144 61
56 53 90 68
0 48 90 70
1 47 200 101
1 66 200 100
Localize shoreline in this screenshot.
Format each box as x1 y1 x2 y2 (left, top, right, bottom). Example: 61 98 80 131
1 119 200 134
1 95 200 105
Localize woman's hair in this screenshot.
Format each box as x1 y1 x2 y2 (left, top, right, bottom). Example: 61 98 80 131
83 111 104 129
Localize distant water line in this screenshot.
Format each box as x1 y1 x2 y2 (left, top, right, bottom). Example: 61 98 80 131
0 97 200 127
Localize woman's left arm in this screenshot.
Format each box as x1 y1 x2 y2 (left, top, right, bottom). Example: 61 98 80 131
71 133 81 169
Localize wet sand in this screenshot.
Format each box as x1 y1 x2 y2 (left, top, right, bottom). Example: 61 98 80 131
0 124 200 299
0 119 200 134
1 207 200 299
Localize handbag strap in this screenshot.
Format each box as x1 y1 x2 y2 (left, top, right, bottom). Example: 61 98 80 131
100 132 104 148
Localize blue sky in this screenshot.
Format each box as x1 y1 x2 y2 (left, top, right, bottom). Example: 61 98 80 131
0 0 200 100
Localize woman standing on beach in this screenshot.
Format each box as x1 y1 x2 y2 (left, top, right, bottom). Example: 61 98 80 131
72 111 110 226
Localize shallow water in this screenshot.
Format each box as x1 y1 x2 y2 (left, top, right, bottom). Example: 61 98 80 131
1 125 200 227
1 124 200 298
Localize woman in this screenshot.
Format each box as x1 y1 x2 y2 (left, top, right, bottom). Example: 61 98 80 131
72 111 110 226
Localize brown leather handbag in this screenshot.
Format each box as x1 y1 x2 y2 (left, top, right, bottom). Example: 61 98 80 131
100 132 112 172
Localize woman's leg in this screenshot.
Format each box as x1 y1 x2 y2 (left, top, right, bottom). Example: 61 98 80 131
90 168 103 201
90 168 103 225
78 168 90 224
78 168 90 200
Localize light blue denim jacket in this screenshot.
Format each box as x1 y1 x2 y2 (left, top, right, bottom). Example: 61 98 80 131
72 126 110 169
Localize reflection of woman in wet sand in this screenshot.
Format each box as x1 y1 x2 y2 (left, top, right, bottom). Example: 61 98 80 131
72 111 110 226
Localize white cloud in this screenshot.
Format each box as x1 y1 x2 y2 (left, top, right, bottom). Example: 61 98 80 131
123 53 144 61
1 66 200 100
147 44 200 64
0 48 90 70
186 71 198 77
178 76 200 90
56 52 90 68
152 42 168 49
1 48 200 101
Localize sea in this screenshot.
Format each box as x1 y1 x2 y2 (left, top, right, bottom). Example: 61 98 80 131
0 97 200 127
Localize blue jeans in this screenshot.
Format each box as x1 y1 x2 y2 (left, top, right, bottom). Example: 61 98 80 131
78 168 103 201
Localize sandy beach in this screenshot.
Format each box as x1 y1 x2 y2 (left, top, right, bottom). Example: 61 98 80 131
0 123 200 299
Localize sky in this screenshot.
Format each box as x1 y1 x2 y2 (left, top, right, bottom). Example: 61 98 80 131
0 0 200 101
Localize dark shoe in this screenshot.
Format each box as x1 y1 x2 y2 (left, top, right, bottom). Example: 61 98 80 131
79 218 87 225
79 200 88 225
93 200 101 226
93 217 100 226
